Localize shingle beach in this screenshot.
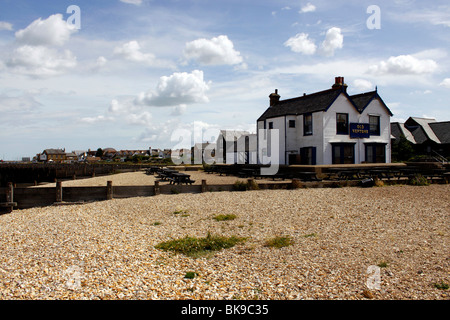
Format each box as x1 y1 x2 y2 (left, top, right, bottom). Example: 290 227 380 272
0 171 448 300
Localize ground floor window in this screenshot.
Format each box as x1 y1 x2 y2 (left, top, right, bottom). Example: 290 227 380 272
332 143 355 164
365 143 386 163
300 147 316 165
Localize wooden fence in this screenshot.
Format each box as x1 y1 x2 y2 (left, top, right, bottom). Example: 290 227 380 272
0 179 301 214
0 163 146 187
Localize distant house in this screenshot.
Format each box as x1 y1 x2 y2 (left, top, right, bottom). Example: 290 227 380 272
42 149 67 163
257 77 393 165
215 130 257 164
65 152 78 163
72 150 88 162
102 148 117 160
191 142 216 164
391 117 450 159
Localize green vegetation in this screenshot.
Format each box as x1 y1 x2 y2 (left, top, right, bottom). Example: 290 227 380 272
303 233 317 238
377 261 388 268
213 214 237 221
433 281 449 290
408 174 430 186
265 236 293 248
232 180 259 191
184 271 198 279
155 232 246 258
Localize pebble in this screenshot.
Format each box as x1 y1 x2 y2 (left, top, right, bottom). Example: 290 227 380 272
0 172 448 300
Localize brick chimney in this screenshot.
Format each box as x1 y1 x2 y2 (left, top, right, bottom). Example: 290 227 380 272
269 89 280 106
332 76 348 91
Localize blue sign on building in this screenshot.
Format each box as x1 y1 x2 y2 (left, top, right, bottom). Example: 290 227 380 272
350 123 370 138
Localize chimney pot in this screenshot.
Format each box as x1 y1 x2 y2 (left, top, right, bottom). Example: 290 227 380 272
269 89 280 106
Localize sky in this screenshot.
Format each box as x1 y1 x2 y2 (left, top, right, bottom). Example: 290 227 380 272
0 0 449 160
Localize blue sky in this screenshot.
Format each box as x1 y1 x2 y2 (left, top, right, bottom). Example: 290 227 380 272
0 0 449 160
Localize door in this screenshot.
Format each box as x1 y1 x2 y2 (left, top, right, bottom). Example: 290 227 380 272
332 143 355 164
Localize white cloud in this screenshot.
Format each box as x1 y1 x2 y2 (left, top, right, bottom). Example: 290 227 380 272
15 14 77 46
352 79 374 91
300 3 316 13
114 40 155 63
368 55 438 75
125 111 153 126
440 78 450 88
170 104 187 116
135 70 211 107
80 115 115 125
120 0 143 5
319 27 343 57
184 35 243 66
6 45 77 77
0 21 13 31
284 33 317 55
113 40 174 68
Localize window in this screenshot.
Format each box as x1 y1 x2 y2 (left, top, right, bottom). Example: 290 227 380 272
289 120 296 128
369 115 380 136
300 147 316 165
268 122 273 129
303 113 313 136
365 143 386 163
332 143 355 164
336 113 349 135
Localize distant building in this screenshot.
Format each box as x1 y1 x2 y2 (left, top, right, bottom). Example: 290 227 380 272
42 149 67 163
191 142 216 164
257 77 393 165
215 130 257 164
391 117 450 159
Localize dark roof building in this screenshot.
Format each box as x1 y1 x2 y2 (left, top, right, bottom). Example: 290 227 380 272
391 117 450 159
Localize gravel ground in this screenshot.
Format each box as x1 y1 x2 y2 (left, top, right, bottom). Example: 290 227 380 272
0 181 448 300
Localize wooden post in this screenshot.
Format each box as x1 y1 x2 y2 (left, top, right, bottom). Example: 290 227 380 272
56 181 62 203
201 180 207 192
5 182 13 213
154 180 160 195
107 181 113 200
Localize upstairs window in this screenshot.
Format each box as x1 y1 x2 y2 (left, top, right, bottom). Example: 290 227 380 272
336 113 349 135
303 113 313 136
369 115 380 136
268 122 273 129
289 120 296 128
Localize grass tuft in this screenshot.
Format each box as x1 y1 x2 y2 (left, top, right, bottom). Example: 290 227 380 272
155 232 246 257
213 214 237 221
265 236 293 248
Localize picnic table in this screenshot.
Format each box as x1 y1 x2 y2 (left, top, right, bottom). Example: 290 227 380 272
156 168 178 181
169 173 195 185
146 166 160 175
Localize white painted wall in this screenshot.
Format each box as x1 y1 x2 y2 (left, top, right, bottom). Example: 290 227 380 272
359 97 392 163
257 93 392 165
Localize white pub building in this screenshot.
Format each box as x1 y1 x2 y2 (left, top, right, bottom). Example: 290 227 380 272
257 77 393 165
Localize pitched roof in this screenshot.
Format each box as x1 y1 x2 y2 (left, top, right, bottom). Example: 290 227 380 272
429 121 450 144
349 91 393 116
257 88 343 121
219 130 250 141
391 122 417 144
44 149 66 155
405 117 441 144
258 87 393 122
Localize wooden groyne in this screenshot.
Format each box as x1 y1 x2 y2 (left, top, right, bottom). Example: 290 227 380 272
0 163 146 187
